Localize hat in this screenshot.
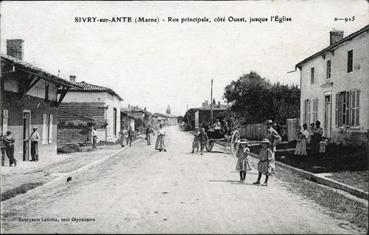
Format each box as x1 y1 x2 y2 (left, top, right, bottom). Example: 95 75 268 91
265 120 273 125
260 138 271 145
243 147 250 152
33 127 38 130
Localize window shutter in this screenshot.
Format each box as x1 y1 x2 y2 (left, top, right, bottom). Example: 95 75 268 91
356 90 360 126
2 109 8 133
48 114 53 144
346 91 350 126
42 114 48 144
335 94 338 127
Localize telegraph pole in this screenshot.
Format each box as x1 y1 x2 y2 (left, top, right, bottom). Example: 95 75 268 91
210 79 213 124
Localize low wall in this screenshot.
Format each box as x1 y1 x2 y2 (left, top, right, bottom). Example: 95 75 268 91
57 126 90 146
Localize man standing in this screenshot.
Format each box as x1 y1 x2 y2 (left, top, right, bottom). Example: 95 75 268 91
264 120 281 175
1 132 6 166
4 131 16 167
30 127 40 161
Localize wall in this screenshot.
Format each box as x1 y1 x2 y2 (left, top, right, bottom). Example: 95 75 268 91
57 126 89 146
300 30 369 147
2 90 58 161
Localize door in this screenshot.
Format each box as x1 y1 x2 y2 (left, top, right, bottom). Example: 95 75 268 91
324 95 332 138
23 111 31 161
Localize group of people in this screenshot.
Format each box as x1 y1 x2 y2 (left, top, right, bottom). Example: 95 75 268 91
235 119 281 186
191 127 209 155
118 123 167 152
294 120 327 156
1 127 41 167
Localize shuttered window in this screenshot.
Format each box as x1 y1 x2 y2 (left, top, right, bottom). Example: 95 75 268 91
42 114 48 144
48 114 53 143
326 60 331 79
336 90 360 127
303 99 311 124
312 98 319 123
2 109 8 133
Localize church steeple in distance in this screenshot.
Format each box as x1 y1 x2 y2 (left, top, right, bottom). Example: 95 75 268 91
166 105 171 114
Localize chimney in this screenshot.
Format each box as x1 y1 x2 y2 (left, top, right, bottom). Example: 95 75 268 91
69 75 76 82
330 30 344 46
7 39 24 60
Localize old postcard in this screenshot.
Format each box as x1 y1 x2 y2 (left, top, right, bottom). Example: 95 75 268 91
1 0 368 234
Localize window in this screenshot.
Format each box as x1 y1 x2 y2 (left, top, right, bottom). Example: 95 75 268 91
45 83 49 101
2 109 8 133
336 90 360 127
312 98 319 123
310 67 315 84
42 114 53 144
304 99 311 124
326 60 331 79
347 50 353 73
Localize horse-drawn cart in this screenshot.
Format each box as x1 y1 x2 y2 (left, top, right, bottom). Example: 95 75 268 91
205 126 242 155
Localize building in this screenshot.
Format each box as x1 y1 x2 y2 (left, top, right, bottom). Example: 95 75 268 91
296 25 369 148
0 39 81 161
58 78 123 145
184 101 229 130
120 105 152 131
153 113 178 126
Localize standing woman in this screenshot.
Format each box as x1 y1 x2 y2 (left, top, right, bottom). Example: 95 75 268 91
312 120 323 154
155 124 167 152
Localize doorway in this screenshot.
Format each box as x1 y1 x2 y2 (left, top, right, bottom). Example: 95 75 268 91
23 111 31 161
324 95 332 138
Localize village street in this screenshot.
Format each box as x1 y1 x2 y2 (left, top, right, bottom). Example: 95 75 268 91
1 126 356 234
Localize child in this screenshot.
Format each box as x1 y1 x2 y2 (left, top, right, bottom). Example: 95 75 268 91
235 140 250 183
294 126 302 156
191 128 200 153
198 128 208 155
253 138 273 186
319 137 328 154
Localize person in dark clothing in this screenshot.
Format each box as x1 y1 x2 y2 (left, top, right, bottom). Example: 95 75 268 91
29 127 40 161
1 133 6 166
145 125 155 145
198 128 208 155
4 131 16 167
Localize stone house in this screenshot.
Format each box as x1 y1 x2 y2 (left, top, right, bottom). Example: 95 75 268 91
58 78 123 145
296 25 369 149
0 39 80 161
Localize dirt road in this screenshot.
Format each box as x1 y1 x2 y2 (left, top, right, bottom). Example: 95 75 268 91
1 127 357 233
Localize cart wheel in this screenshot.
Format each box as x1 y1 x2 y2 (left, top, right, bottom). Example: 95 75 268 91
206 140 214 152
230 130 240 155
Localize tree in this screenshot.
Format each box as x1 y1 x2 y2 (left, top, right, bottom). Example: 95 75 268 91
223 71 300 124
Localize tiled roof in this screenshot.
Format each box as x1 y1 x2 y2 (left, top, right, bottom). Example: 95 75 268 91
121 106 151 114
296 24 369 69
70 81 123 101
1 54 81 88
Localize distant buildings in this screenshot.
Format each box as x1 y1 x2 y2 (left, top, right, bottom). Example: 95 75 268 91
153 113 178 126
184 100 229 130
1 39 81 161
296 25 369 148
58 78 123 145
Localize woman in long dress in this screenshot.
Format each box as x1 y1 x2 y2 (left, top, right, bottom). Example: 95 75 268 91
295 124 309 156
155 124 167 152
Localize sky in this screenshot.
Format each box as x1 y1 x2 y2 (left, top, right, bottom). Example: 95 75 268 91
1 0 368 115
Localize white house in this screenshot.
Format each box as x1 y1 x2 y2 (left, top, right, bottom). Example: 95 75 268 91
296 25 369 148
58 77 123 144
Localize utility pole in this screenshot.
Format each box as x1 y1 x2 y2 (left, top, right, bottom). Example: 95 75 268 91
210 79 213 124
